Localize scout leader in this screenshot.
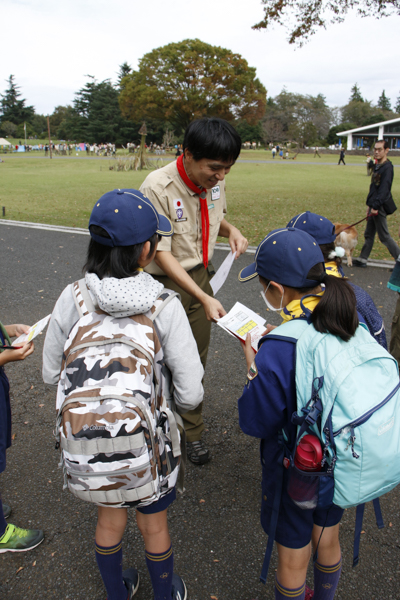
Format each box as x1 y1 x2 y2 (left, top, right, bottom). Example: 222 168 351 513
140 117 248 465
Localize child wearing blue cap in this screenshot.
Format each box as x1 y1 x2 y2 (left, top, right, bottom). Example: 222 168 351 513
237 227 359 600
43 189 204 600
287 211 387 349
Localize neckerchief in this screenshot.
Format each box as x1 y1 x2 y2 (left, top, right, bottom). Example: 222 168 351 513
324 261 342 278
0 322 12 351
280 292 324 322
176 154 209 268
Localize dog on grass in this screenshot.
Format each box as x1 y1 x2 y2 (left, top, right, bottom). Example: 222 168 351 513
334 223 358 267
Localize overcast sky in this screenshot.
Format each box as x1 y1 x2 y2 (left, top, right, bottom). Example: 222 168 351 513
2 0 399 116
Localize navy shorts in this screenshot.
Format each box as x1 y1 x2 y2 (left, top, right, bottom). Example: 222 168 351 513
136 488 176 514
261 481 344 549
0 368 11 474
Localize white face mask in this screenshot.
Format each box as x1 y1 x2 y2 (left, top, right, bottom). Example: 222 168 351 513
261 282 284 312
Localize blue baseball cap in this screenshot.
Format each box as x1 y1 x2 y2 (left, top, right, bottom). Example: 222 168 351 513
238 228 325 288
89 189 173 247
286 211 336 245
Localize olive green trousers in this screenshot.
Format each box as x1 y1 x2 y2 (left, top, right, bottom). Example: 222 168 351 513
153 265 213 442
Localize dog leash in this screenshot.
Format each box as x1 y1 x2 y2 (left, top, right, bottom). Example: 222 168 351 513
339 215 370 233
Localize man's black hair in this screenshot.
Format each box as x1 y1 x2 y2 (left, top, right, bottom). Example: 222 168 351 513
183 117 241 162
376 139 389 150
84 225 159 279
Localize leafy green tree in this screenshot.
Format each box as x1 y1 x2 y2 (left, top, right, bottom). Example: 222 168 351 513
326 123 356 145
341 99 374 126
0 120 17 137
253 0 400 45
235 120 263 143
377 89 392 111
30 114 48 137
0 75 35 125
395 93 400 114
63 77 140 144
117 62 132 87
119 39 267 132
349 84 364 103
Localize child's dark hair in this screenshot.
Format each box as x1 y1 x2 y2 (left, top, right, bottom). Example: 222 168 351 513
320 242 342 267
260 263 358 342
84 225 159 279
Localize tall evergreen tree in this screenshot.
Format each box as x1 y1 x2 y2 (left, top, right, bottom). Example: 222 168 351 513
395 93 400 114
0 75 35 125
117 62 132 87
377 89 392 111
349 83 364 103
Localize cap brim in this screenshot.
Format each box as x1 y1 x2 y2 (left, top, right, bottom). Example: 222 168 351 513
238 262 258 282
157 214 173 237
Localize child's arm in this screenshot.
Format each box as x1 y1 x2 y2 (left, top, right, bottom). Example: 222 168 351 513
4 324 30 339
0 342 34 366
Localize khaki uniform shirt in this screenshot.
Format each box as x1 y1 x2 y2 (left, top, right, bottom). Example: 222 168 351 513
140 160 227 275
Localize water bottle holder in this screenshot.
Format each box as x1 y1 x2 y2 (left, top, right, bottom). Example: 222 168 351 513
287 462 334 510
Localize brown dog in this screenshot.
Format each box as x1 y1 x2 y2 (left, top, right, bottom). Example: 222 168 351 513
334 223 358 267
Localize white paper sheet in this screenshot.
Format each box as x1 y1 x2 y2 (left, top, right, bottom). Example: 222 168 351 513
210 250 236 295
13 314 51 345
216 302 266 352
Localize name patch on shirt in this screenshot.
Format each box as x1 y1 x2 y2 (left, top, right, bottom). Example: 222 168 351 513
211 185 220 200
175 217 187 222
208 203 214 210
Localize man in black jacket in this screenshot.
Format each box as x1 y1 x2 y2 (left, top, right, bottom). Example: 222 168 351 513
353 140 399 267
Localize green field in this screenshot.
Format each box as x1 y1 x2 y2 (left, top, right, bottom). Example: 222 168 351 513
1 153 399 260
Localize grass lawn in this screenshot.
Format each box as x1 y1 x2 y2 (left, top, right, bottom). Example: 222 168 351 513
1 153 399 260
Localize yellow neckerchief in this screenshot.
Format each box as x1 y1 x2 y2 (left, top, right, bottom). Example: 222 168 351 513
324 261 342 278
136 267 144 272
280 292 324 322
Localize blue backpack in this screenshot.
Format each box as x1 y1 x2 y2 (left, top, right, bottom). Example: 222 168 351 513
260 317 400 583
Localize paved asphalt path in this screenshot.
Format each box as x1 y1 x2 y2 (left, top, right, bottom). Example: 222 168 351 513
0 222 399 600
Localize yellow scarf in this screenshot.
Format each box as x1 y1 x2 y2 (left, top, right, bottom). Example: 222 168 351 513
324 261 342 278
280 292 324 322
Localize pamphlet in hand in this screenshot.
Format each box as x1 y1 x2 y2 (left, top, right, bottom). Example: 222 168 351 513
216 302 266 352
13 314 51 346
210 250 236 296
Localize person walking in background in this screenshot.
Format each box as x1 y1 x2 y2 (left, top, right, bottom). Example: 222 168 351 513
338 148 346 165
353 140 399 267
272 146 276 159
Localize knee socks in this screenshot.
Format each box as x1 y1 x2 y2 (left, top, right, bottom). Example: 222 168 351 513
275 575 305 599
95 540 128 600
0 497 7 538
145 544 174 600
313 557 342 600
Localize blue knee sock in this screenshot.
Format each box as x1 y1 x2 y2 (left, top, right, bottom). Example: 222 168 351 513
313 557 342 600
0 497 7 538
95 540 128 600
275 575 305 599
145 544 173 600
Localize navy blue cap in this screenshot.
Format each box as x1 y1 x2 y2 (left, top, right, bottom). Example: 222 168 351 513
89 189 173 247
286 211 336 245
238 228 325 288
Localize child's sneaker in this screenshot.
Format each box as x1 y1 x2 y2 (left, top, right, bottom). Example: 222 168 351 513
0 523 44 553
305 585 314 600
171 574 187 600
2 503 11 519
122 568 140 598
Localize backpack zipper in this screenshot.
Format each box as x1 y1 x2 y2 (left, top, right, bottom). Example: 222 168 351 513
67 462 151 478
332 381 400 456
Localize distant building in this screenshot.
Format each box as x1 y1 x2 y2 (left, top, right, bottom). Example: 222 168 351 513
337 117 400 150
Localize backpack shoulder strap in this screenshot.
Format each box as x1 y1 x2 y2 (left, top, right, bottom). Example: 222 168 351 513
265 318 309 345
72 279 97 318
149 289 180 322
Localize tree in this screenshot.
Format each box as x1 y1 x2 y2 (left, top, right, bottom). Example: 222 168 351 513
119 39 267 132
0 75 35 125
117 62 132 87
395 93 400 114
253 0 400 45
0 120 17 137
341 99 374 126
377 90 392 111
349 84 364 103
62 77 139 144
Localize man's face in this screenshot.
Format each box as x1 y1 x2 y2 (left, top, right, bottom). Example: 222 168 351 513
374 143 389 164
184 150 235 189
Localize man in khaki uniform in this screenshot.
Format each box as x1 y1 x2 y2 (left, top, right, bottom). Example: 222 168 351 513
140 117 248 464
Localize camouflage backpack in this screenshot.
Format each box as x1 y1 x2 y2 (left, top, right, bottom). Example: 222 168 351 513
55 278 183 508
